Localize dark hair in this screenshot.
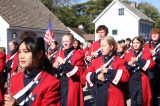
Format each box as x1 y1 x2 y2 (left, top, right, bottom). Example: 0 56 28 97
53 41 58 46
122 39 125 43
18 37 56 75
74 39 81 45
126 38 131 42
117 39 125 44
73 39 81 50
132 36 144 48
96 25 108 34
80 42 83 46
87 40 93 43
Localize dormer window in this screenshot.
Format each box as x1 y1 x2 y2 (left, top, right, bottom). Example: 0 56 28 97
118 8 124 16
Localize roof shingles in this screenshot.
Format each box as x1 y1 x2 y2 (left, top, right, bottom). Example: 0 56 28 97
0 0 68 31
118 0 154 22
70 28 94 41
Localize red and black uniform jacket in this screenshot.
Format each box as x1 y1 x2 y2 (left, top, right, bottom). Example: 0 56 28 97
0 52 5 73
86 40 102 58
53 47 85 106
144 41 160 79
47 49 58 63
116 51 126 59
0 52 5 104
83 53 129 106
10 69 60 106
124 49 155 106
6 50 18 74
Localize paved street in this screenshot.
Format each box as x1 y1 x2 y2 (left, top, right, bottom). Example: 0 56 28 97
83 85 94 106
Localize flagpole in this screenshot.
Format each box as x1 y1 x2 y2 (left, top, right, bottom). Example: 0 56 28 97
59 46 61 57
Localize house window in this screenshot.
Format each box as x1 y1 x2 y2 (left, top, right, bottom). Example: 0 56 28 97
118 8 124 16
112 30 118 35
140 23 152 34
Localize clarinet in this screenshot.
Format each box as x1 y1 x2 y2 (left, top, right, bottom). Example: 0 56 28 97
57 50 74 76
126 47 131 52
152 43 160 60
48 50 58 60
132 51 143 73
91 48 101 60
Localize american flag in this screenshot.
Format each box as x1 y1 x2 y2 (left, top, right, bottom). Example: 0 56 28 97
44 19 55 45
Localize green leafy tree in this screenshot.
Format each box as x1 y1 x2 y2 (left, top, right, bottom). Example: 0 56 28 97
40 0 79 9
40 0 79 27
71 0 112 33
53 6 78 27
121 0 132 4
137 2 160 27
155 15 160 28
41 0 160 32
41 0 113 33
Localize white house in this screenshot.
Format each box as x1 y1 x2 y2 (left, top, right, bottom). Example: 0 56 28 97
67 27 86 43
0 0 69 53
68 27 95 44
93 0 154 41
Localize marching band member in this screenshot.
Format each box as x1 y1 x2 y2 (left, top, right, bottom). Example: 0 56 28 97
53 34 84 106
125 38 132 52
124 36 155 106
83 40 92 55
83 36 129 106
0 47 6 105
83 41 92 69
144 28 160 106
73 39 85 55
73 39 81 50
4 37 60 106
116 40 129 105
47 41 59 63
117 40 126 58
5 40 19 76
86 25 108 62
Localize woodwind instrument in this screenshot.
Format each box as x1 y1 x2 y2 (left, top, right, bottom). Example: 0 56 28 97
7 73 11 94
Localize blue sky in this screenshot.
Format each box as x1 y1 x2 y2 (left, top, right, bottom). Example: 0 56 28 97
79 0 160 12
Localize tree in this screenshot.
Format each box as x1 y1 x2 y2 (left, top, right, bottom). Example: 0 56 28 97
137 2 159 20
137 2 160 27
41 0 113 33
71 0 112 33
40 0 79 9
155 15 160 28
40 0 53 10
53 6 78 27
121 0 132 4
